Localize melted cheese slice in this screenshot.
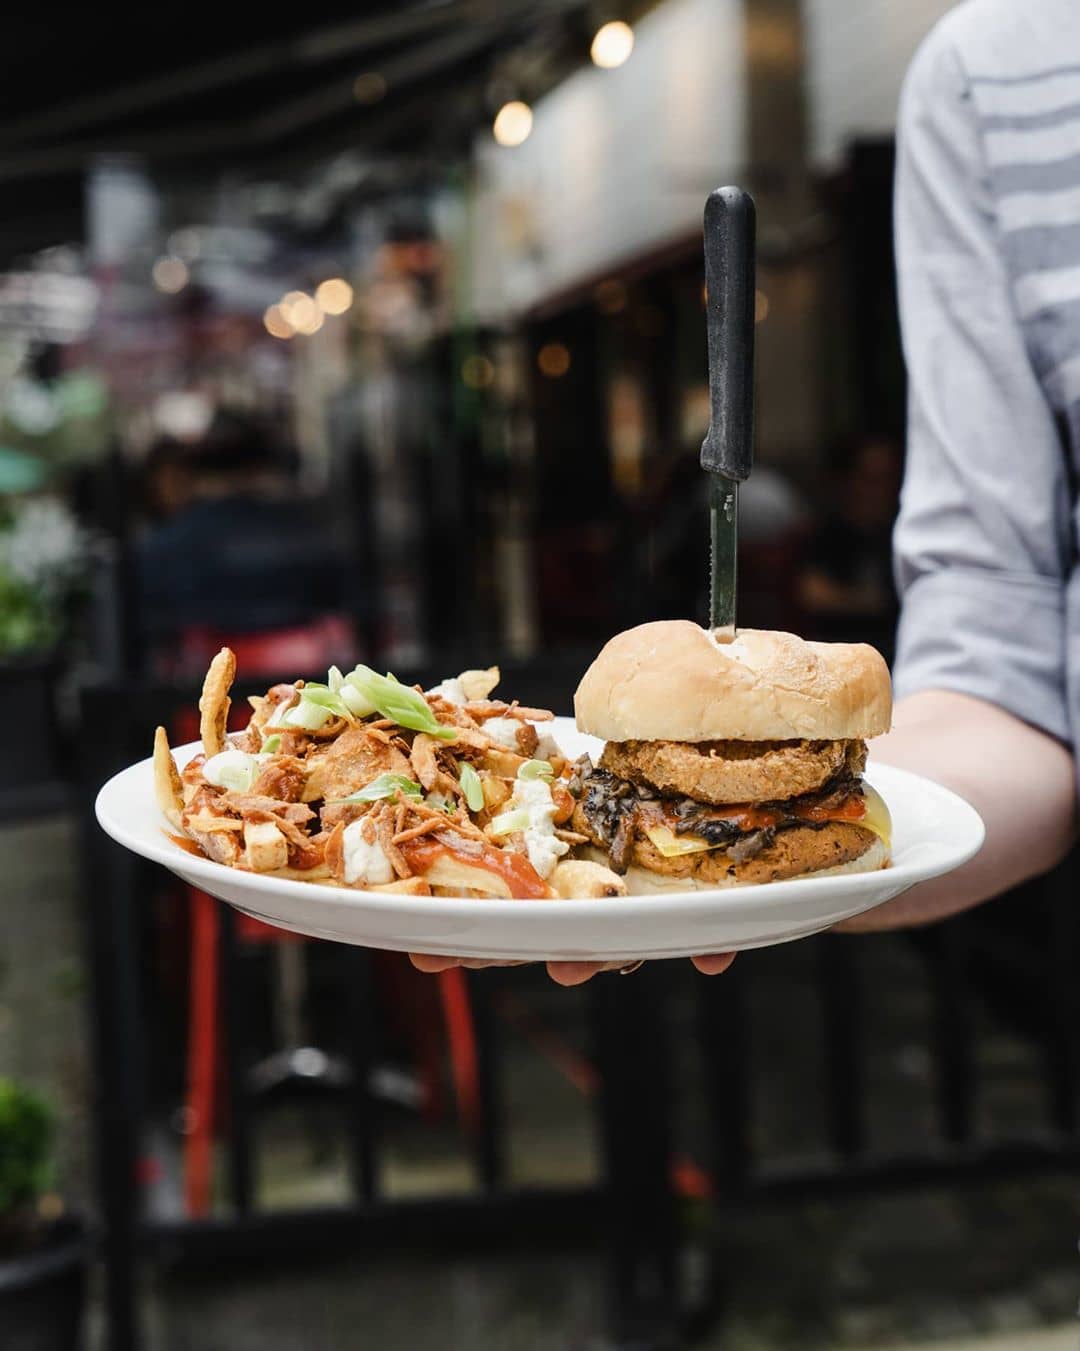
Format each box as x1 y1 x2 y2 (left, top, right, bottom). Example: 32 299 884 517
643 824 714 857
858 784 892 847
644 785 892 860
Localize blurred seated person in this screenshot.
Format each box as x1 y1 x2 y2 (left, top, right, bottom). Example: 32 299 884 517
136 408 354 677
139 432 194 529
798 435 901 658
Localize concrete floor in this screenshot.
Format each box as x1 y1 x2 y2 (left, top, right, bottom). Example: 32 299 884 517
5 814 1080 1351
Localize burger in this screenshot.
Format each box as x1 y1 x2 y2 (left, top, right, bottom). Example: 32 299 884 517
569 621 892 889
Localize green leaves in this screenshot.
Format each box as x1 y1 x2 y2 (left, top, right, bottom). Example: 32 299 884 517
343 666 455 740
489 808 531 837
517 759 554 782
0 1079 53 1219
459 761 484 812
281 683 352 730
332 773 423 806
284 698 334 731
300 684 351 715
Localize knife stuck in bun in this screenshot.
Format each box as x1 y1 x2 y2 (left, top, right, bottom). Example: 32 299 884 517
569 621 893 890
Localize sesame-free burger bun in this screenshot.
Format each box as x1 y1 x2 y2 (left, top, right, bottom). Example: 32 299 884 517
574 621 891 743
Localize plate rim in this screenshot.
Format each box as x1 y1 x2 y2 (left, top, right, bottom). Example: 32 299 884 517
95 721 986 922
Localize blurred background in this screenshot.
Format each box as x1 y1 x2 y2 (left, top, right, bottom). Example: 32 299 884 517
1 2 1077 1349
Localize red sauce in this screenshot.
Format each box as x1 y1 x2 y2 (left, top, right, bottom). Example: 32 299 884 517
796 795 867 824
402 836 550 899
165 831 203 856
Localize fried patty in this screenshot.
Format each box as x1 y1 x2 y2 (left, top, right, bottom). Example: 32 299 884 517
572 805 878 884
599 737 867 806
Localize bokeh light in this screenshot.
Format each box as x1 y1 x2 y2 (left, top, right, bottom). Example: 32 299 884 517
353 72 387 104
493 100 533 148
590 21 635 69
291 307 324 336
263 304 294 339
152 256 189 294
315 278 354 315
537 342 571 378
461 354 495 389
594 279 628 314
280 291 319 332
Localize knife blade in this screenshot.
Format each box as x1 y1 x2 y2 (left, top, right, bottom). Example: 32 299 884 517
700 186 756 639
709 473 738 640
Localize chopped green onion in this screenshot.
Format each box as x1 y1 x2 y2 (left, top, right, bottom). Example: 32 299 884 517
518 759 554 781
332 773 424 805
300 686 351 717
489 808 531 837
261 734 282 754
327 665 344 693
283 684 352 731
266 697 293 729
340 682 376 717
204 749 260 793
459 761 484 812
285 699 334 731
344 666 455 740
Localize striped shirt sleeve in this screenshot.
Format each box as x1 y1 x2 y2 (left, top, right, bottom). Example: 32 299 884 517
892 19 1073 743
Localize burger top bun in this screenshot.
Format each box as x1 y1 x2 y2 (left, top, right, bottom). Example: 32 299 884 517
574 621 892 743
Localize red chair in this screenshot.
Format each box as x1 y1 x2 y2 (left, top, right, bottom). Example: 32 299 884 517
173 624 482 1216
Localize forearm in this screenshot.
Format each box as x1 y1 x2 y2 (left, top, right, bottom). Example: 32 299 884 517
838 689 1077 930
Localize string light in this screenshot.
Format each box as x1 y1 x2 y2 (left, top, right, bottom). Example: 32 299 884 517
273 291 325 336
461 354 495 389
315 278 354 315
280 291 317 328
594 279 628 314
493 100 533 147
353 72 387 104
291 307 324 336
152 256 189 294
537 343 571 377
263 305 294 339
590 21 634 69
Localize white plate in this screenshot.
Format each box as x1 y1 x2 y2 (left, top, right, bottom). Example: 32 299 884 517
95 718 984 962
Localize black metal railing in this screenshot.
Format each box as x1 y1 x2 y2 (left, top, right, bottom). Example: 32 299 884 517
81 675 611 1351
80 678 1080 1350
693 855 1080 1210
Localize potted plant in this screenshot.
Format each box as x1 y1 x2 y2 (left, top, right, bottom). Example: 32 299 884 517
0 496 87 786
0 1078 87 1350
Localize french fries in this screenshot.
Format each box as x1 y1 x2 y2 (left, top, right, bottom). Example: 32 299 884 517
153 726 184 829
550 860 627 899
155 651 639 904
370 877 433 896
421 853 513 898
198 646 236 757
479 746 528 779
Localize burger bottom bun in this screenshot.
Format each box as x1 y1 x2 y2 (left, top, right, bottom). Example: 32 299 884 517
582 824 887 891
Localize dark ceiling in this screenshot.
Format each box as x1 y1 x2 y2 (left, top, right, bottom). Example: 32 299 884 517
0 1 653 262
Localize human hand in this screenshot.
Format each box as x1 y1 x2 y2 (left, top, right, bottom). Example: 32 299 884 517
408 952 737 986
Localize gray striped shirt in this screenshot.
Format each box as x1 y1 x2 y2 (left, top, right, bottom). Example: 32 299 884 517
893 0 1080 768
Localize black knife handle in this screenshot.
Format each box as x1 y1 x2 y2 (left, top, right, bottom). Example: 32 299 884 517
700 186 756 482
